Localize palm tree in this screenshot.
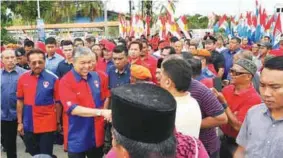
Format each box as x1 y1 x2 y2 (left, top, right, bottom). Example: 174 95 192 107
44 1 77 23
60 1 77 23
79 1 103 22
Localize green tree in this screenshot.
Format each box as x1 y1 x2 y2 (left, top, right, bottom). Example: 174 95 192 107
79 1 103 22
6 1 53 25
1 2 16 43
44 1 77 23
187 14 209 29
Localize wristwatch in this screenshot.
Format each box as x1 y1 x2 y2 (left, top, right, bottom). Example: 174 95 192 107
97 110 102 116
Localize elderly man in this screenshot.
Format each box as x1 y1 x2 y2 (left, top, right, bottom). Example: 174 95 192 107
160 56 201 138
1 50 26 158
17 49 61 157
213 58 262 158
234 56 283 158
107 83 208 158
59 47 111 158
174 40 183 55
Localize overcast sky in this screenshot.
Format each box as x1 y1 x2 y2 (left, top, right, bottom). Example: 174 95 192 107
107 0 282 16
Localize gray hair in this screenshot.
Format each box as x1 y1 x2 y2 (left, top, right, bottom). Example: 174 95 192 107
1 49 15 59
73 46 95 63
112 128 176 158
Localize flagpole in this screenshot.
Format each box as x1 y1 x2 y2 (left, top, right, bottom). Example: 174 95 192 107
104 0 108 38
37 0 40 18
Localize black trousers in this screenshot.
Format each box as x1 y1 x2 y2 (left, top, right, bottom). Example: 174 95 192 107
23 131 55 157
1 120 18 158
68 146 103 158
220 135 238 158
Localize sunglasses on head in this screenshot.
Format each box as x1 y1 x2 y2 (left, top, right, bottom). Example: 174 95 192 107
229 69 250 76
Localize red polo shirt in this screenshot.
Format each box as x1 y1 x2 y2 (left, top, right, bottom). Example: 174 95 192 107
60 69 110 152
241 45 252 51
17 70 59 133
220 84 261 138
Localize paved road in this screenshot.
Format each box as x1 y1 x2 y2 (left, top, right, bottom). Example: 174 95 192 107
1 136 68 158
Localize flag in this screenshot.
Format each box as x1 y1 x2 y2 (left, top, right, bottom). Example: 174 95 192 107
165 1 175 23
118 14 126 38
273 14 282 46
145 16 151 36
207 12 216 29
177 15 190 39
260 8 268 28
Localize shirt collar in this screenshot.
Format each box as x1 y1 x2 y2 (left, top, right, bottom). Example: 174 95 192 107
71 68 91 82
232 84 254 96
2 66 21 74
46 53 58 60
64 59 73 64
29 69 46 78
262 104 283 121
115 64 130 75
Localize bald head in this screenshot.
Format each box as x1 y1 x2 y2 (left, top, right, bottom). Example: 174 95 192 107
174 41 183 54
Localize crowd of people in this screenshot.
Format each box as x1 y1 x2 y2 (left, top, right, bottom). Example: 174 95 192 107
1 32 283 158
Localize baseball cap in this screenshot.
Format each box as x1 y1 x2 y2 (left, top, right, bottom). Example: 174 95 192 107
15 47 26 57
104 41 116 52
259 42 272 49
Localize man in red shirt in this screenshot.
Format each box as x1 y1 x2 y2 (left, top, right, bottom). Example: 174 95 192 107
59 47 111 157
17 49 61 157
214 58 261 158
240 37 252 51
141 40 157 83
96 41 115 73
129 41 157 83
270 37 283 57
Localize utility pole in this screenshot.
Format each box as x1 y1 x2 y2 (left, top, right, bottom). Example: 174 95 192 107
37 0 40 18
129 0 132 19
104 0 108 38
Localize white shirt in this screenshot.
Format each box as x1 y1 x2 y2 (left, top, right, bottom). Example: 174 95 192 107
174 92 202 138
153 50 161 58
216 47 227 53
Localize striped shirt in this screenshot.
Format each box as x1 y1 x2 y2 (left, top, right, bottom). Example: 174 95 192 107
189 79 225 155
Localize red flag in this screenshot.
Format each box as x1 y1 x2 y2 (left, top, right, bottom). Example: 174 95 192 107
273 14 282 45
218 14 227 26
273 14 282 36
260 8 267 26
247 12 253 26
265 15 274 31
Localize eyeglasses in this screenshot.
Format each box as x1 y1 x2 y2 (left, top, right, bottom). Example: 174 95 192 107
30 61 44 66
229 69 250 76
